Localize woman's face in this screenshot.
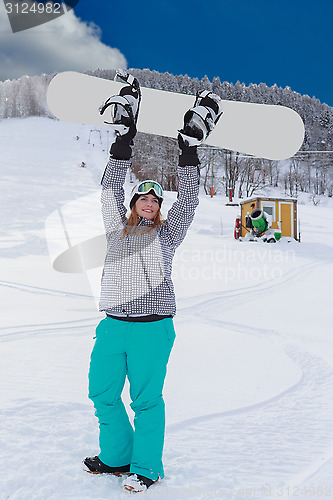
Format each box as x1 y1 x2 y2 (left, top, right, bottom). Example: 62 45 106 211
135 194 160 220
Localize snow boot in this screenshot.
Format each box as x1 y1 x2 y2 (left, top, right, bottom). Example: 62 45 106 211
178 90 223 146
99 69 141 134
122 473 158 493
83 455 130 476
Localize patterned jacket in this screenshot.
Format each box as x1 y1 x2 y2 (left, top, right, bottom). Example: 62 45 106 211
99 157 199 317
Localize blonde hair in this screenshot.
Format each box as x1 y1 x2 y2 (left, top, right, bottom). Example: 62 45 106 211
122 205 165 238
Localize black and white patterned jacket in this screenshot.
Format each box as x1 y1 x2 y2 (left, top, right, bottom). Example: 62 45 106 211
99 157 199 317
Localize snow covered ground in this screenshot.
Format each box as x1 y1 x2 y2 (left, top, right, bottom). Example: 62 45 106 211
0 117 332 499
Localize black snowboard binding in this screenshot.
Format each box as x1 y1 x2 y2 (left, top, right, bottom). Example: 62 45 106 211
179 90 223 146
99 69 141 135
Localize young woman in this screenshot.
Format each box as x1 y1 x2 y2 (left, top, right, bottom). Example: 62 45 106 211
83 77 221 492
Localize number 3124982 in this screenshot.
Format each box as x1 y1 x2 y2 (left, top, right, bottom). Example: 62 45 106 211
5 2 62 14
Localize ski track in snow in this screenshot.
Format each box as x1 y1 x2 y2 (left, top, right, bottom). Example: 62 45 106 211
168 265 333 497
0 256 325 343
1 348 332 499
0 317 98 342
0 279 92 299
1 258 332 498
0 280 97 341
177 256 331 316
168 307 333 496
173 257 333 497
163 347 333 499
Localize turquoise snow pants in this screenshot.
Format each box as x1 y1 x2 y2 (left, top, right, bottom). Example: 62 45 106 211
88 316 176 480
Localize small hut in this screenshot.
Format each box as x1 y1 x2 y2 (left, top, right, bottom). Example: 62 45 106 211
240 197 298 240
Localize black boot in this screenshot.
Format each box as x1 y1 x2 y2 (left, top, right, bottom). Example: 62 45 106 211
83 456 130 475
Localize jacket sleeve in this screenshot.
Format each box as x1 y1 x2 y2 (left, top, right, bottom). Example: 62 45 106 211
165 165 200 249
100 157 131 234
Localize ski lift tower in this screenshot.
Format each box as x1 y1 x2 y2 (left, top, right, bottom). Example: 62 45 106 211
88 129 102 147
210 155 214 197
253 165 265 185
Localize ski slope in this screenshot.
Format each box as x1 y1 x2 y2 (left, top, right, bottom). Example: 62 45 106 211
0 117 332 499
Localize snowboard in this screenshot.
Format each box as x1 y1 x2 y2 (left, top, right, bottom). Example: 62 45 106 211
46 71 305 161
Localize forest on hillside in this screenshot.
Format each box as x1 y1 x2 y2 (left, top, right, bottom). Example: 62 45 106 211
0 68 332 198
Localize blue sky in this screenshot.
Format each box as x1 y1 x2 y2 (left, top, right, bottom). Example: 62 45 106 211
73 0 333 106
0 0 331 107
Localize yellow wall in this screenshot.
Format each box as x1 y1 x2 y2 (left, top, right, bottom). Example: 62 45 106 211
240 198 296 238
280 203 292 236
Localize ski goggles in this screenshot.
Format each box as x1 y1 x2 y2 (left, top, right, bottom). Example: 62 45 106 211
134 180 163 199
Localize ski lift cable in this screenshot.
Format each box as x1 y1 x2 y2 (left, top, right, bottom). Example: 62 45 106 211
293 150 333 154
203 145 333 154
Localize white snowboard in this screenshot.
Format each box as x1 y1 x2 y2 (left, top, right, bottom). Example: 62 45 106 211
46 71 305 160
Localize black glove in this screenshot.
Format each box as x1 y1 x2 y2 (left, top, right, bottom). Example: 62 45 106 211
110 122 137 160
178 134 200 167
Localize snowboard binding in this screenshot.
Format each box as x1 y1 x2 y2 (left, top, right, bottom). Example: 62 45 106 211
179 91 223 146
99 70 141 135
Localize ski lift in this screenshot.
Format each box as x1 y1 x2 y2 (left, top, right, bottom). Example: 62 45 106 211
88 129 102 146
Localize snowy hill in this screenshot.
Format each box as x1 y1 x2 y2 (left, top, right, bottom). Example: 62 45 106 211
0 117 332 499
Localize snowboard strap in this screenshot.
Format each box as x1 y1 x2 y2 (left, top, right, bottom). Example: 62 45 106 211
100 70 141 130
114 69 138 87
99 95 135 126
179 90 223 146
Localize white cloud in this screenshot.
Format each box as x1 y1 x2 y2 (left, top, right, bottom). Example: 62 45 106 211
0 3 127 81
